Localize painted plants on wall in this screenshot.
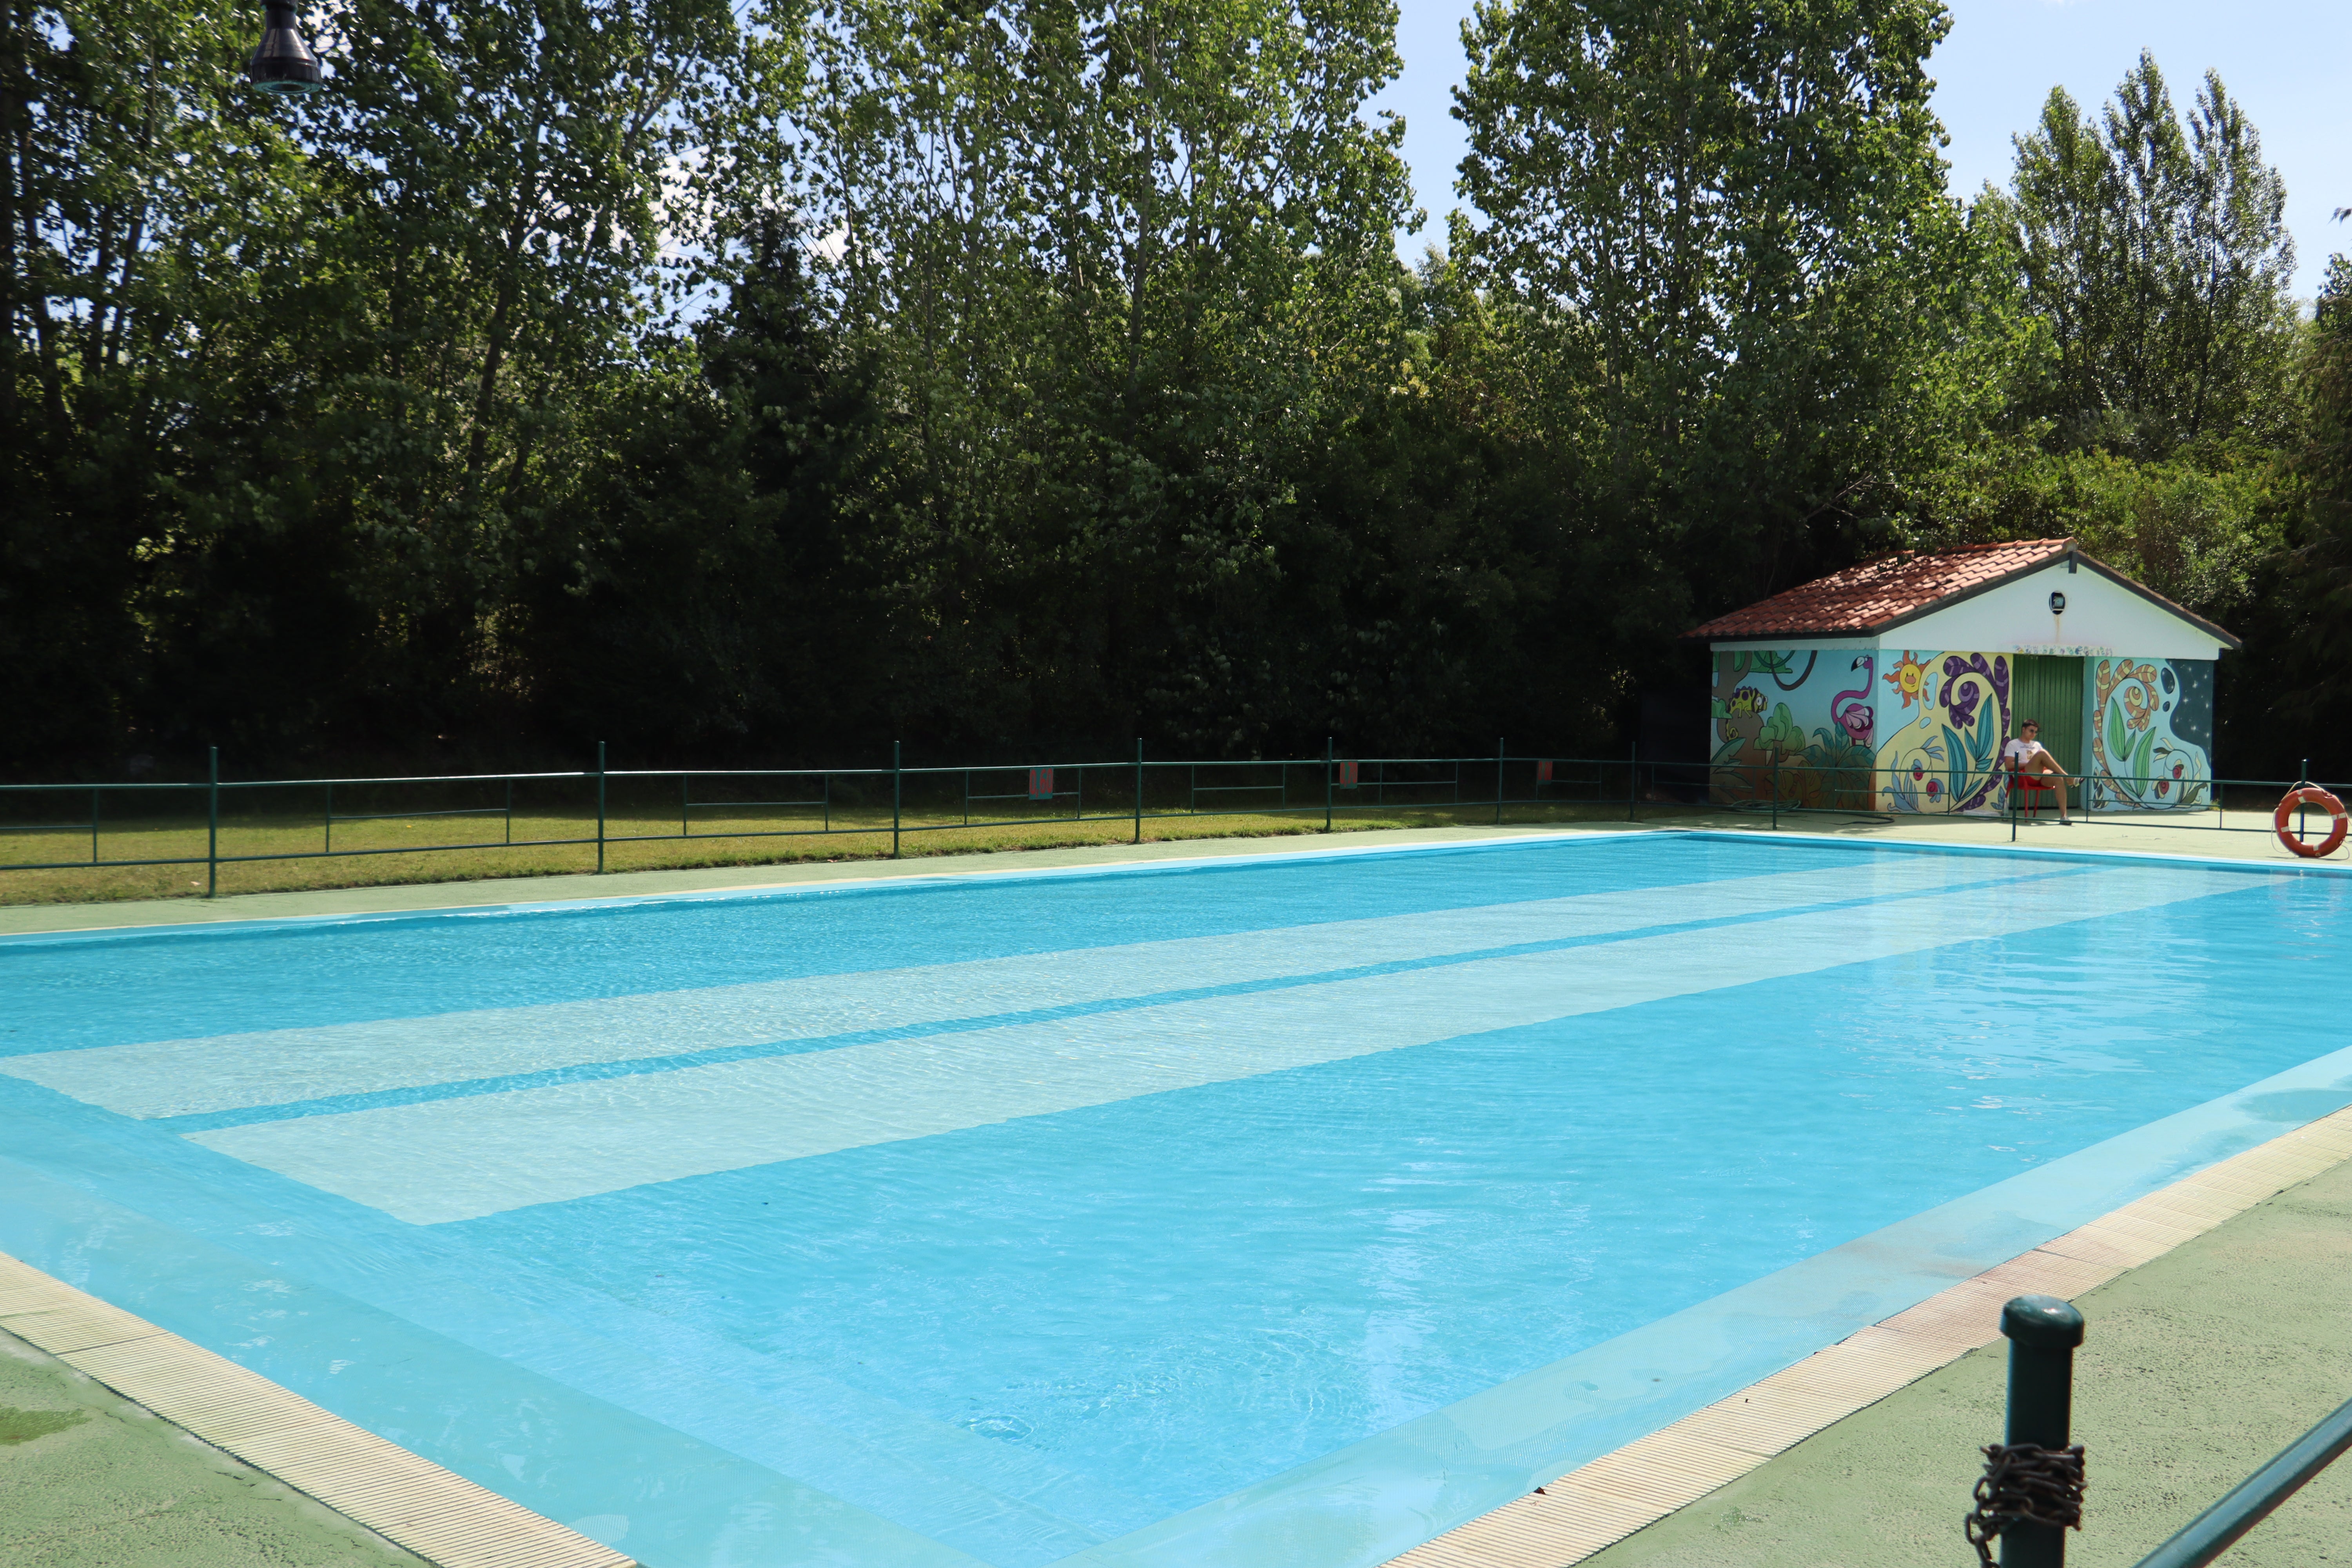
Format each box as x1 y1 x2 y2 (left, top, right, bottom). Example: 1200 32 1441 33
1873 652 2011 815
1710 650 2217 816
1709 651 1876 809
2088 659 2214 811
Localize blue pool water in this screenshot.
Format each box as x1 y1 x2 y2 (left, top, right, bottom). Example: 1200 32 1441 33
2 833 2348 1567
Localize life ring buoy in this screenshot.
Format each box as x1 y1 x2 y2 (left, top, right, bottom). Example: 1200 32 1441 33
2273 786 2349 858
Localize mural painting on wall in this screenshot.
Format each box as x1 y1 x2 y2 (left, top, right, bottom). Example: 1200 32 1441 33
1709 651 1876 808
1873 652 2011 815
2088 659 2213 811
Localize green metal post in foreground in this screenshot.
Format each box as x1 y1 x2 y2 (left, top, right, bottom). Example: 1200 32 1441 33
206 745 219 897
1628 740 1638 822
1134 738 1144 844
1324 737 1334 833
892 741 902 858
595 740 607 873
2000 1294 2085 1567
1495 738 1506 826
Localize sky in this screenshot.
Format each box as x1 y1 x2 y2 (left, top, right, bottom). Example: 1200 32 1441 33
1372 0 2350 300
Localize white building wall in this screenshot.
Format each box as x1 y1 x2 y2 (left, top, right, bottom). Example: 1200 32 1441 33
1879 561 2225 659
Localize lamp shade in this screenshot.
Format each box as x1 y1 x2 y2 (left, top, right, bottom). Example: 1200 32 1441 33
247 0 324 94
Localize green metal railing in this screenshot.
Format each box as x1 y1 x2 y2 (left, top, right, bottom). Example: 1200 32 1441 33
1972 1293 2352 1566
1678 753 2348 849
5 741 2345 898
0 740 1659 896
2130 1392 2352 1568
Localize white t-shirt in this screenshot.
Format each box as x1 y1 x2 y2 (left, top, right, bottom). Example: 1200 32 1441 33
2004 738 2049 766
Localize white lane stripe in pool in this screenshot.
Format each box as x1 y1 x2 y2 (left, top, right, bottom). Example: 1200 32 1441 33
5 859 2000 1119
188 866 2241 1225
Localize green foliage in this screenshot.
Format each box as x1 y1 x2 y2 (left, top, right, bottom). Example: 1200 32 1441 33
1892 49 2315 764
3 0 2346 781
1898 442 2283 623
1980 51 2299 460
2270 256 2352 766
1451 0 2010 631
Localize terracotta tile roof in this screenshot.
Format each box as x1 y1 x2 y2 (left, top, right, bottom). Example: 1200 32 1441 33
1688 539 2076 641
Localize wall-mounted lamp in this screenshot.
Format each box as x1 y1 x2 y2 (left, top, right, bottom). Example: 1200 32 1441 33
2049 591 2067 615
247 0 324 93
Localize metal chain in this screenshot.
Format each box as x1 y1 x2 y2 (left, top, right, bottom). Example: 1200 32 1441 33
1965 1442 2087 1566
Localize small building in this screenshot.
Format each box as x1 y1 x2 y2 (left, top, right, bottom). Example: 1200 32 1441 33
1686 539 2239 815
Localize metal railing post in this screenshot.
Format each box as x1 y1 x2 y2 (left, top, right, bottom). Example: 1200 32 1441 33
206 746 219 897
1495 738 1505 826
1134 738 1144 844
1998 1294 2085 1567
1324 738 1334 833
2130 1393 2352 1568
1628 740 1638 822
1769 751 1779 831
892 741 902 858
595 741 607 872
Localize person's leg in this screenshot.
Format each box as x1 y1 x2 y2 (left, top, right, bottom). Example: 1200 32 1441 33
2027 759 2071 822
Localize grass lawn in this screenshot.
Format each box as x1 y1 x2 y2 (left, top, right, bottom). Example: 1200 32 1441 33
0 774 1699 905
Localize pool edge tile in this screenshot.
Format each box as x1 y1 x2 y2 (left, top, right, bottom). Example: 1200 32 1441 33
1381 1102 2352 1568
0 1255 636 1568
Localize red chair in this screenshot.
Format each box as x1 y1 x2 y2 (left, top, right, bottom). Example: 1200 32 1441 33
2006 757 2059 820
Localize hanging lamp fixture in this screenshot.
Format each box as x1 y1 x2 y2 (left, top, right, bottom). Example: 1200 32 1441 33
247 0 324 94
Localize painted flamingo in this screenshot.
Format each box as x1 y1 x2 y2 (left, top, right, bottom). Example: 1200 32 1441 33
1831 655 1875 744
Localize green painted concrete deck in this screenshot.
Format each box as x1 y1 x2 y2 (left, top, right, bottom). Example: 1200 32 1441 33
1578 1153 2352 1568
0 1325 428 1567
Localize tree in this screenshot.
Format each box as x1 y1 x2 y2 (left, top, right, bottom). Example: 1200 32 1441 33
791 0 1416 751
1985 51 2298 460
2274 255 2352 773
0 0 318 755
1451 0 1997 648
516 218 887 753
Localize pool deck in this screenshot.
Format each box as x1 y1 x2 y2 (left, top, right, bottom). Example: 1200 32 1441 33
0 807 2330 939
0 1251 633 1568
1563 1150 2352 1568
0 1321 433 1568
4 812 2345 1567
1388 1107 2352 1568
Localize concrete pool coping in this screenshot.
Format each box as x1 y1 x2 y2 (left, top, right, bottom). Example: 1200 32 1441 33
0 1247 633 1568
1381 1102 2352 1568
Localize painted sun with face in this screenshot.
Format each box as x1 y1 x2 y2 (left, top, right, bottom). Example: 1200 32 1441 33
1884 652 1931 709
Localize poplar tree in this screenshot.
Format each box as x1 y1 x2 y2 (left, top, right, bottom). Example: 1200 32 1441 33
1987 51 2298 459
1450 0 1994 629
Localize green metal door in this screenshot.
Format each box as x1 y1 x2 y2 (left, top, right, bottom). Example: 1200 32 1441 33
2009 655 2085 775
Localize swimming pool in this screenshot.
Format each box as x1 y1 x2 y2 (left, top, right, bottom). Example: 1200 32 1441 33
2 833 2347 1566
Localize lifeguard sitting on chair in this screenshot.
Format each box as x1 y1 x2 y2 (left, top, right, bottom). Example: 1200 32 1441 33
2003 720 2072 824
